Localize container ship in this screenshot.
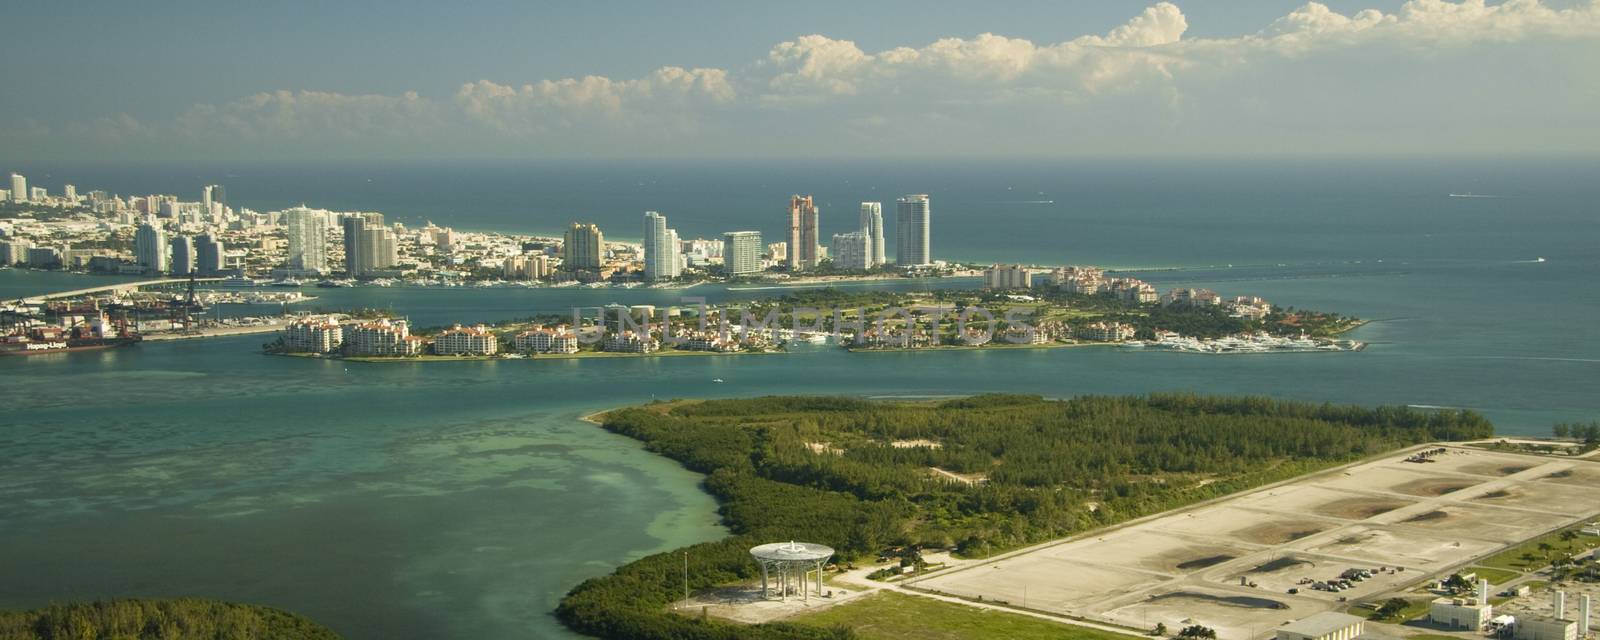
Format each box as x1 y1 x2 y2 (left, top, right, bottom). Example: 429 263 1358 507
0 313 141 356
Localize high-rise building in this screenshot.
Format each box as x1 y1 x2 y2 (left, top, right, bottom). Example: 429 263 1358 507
831 231 872 271
895 194 932 266
787 195 820 270
170 236 195 274
0 239 32 265
284 207 329 274
642 211 681 281
722 231 762 276
9 173 26 203
63 185 77 202
195 234 224 275
135 223 169 273
859 202 885 267
562 222 604 271
342 212 389 276
502 253 550 280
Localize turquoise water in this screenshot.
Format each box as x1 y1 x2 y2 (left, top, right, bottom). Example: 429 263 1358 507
1 158 1597 639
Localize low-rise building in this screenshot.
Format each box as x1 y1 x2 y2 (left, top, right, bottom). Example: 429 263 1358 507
346 319 423 356
282 318 343 353
676 330 733 352
1430 597 1493 630
1076 321 1136 342
1000 325 1051 344
1276 612 1368 640
513 326 579 354
1513 616 1578 640
434 324 498 355
1228 295 1273 320
603 330 659 353
1162 287 1222 307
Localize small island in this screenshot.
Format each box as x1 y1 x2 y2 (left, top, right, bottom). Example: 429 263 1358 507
262 274 1364 362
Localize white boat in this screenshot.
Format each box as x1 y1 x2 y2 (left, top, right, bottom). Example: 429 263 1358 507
712 378 725 383
220 276 260 288
268 278 304 287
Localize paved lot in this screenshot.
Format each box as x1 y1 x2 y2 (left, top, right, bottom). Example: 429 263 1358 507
912 446 1600 640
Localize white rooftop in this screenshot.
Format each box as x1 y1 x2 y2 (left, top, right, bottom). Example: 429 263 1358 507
1278 612 1365 637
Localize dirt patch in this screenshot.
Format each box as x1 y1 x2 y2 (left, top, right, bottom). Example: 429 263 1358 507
1402 510 1450 524
1475 489 1515 500
1235 521 1331 545
1147 591 1289 610
1392 477 1479 497
1463 462 1534 476
1545 470 1573 479
1316 496 1415 520
1249 556 1314 574
1333 532 1378 546
1176 554 1237 570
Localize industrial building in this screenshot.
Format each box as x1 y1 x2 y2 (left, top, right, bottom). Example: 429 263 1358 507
1275 612 1372 640
1430 579 1493 630
1514 616 1579 640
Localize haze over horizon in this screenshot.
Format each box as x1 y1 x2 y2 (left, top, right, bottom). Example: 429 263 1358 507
3 0 1598 163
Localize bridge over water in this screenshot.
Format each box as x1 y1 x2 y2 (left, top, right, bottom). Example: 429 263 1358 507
15 277 223 304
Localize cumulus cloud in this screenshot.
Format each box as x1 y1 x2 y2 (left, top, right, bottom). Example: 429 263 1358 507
455 66 734 135
12 0 1600 159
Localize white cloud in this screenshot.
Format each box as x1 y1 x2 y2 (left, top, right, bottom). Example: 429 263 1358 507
13 0 1599 159
455 66 734 135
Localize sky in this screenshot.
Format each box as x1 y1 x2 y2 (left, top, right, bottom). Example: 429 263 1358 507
1 0 1597 162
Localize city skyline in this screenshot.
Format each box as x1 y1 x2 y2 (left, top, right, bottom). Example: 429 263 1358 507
2 1 1597 162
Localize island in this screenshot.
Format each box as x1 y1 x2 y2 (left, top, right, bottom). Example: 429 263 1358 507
555 394 1502 640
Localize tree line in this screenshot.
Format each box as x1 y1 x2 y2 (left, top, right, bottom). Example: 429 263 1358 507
0 599 340 640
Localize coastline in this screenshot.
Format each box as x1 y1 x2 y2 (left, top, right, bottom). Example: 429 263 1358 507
267 348 784 363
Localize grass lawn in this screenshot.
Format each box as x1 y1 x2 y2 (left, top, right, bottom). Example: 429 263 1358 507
793 591 1140 640
1463 566 1522 585
1479 525 1600 572
1353 598 1430 623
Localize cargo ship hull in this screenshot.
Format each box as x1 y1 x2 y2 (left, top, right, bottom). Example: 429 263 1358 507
0 337 142 356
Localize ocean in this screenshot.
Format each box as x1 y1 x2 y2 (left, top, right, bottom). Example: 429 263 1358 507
0 157 1596 639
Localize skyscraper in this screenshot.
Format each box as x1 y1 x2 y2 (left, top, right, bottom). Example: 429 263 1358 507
64 185 77 202
831 231 872 271
787 195 819 270
859 202 885 267
342 212 388 276
895 194 931 266
284 207 329 273
135 223 169 273
722 231 762 276
170 236 195 275
562 222 604 271
642 211 682 281
195 234 224 275
9 173 26 203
